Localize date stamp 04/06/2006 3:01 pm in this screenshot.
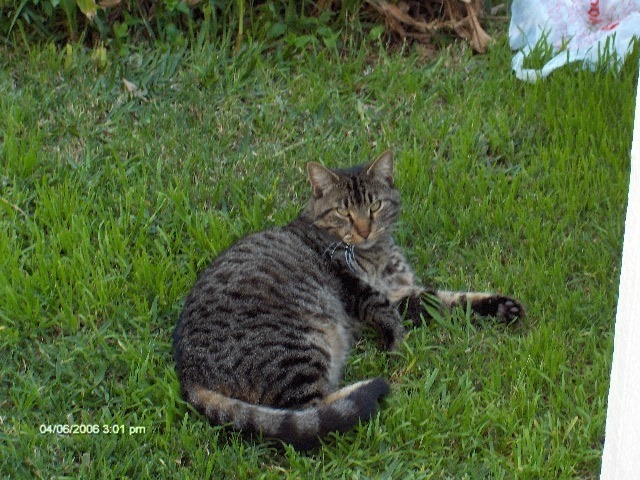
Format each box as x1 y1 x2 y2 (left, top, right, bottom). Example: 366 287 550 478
39 424 147 435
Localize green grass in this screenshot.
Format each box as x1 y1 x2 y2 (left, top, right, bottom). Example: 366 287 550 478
1 36 637 478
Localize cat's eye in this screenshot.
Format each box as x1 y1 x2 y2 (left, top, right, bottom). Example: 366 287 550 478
336 208 350 217
370 200 382 213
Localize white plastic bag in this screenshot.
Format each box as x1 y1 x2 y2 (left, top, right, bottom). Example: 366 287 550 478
509 0 640 82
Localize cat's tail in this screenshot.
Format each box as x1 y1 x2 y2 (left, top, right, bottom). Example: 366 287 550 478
186 377 390 450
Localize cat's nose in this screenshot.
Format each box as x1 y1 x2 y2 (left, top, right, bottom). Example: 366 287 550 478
354 219 371 239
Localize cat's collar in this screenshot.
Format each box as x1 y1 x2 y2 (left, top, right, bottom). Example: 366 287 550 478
322 241 358 271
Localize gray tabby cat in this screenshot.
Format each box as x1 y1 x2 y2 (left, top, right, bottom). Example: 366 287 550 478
173 151 524 450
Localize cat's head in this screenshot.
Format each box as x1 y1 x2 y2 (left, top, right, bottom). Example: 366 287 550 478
306 150 400 247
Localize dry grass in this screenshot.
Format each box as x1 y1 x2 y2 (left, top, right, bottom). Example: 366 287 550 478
364 0 491 52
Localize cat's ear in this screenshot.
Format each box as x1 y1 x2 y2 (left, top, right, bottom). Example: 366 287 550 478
366 150 394 186
307 162 339 198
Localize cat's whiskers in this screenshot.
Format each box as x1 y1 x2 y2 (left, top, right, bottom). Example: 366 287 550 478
322 241 342 259
375 225 395 236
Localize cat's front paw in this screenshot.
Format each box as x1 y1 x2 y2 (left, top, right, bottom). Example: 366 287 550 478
385 332 404 351
378 315 406 351
471 295 525 323
398 294 441 327
399 295 428 326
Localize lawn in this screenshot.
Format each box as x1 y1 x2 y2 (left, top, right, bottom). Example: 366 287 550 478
1 32 638 478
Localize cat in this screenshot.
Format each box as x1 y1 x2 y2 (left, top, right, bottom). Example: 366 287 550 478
173 150 524 450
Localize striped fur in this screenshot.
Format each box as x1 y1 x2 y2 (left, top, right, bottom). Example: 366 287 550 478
187 378 390 450
173 151 525 450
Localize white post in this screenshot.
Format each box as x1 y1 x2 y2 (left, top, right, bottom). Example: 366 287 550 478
600 69 640 478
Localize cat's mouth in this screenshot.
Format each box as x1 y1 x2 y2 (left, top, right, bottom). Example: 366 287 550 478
344 230 378 247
